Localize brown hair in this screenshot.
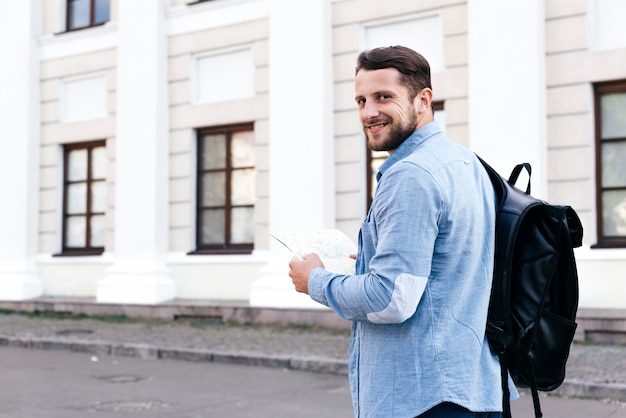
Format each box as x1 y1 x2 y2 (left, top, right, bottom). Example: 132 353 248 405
355 46 432 101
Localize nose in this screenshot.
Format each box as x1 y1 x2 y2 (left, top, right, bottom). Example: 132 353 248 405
360 101 379 120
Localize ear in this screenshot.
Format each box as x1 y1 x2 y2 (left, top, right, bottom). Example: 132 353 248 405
414 88 433 114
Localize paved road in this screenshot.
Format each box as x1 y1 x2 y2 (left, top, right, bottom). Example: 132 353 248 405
1 346 625 418
0 347 352 418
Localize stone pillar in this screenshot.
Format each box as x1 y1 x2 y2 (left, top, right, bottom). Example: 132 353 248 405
249 0 335 308
0 0 43 300
467 0 547 198
97 0 175 304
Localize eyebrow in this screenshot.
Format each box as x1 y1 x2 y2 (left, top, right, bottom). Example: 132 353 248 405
354 90 395 102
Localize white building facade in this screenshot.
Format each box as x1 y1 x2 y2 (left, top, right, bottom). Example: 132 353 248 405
1 0 626 311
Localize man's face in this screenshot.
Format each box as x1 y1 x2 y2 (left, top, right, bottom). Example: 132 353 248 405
354 68 418 152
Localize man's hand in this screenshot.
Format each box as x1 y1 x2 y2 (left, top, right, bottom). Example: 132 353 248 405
288 253 324 295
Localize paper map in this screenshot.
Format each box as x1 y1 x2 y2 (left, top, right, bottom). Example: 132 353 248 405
270 229 357 275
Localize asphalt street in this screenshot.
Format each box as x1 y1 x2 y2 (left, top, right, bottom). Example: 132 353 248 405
2 346 625 418
0 346 352 418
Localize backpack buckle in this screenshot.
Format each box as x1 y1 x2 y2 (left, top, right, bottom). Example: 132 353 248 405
487 322 515 349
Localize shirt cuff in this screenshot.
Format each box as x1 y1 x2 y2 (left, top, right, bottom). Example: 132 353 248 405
307 267 328 306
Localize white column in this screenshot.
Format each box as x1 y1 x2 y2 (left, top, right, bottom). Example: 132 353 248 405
0 0 43 300
97 0 175 304
250 0 335 308
467 0 547 199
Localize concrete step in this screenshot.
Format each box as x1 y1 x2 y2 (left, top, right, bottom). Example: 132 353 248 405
0 297 351 330
2 298 624 343
576 308 626 344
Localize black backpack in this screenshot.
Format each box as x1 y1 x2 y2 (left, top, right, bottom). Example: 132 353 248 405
478 156 583 418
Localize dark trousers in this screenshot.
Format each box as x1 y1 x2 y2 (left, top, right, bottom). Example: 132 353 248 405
417 402 503 418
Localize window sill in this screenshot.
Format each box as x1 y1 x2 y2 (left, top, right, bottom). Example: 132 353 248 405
53 249 104 257
39 23 118 61
187 248 253 256
591 242 626 250
55 21 108 35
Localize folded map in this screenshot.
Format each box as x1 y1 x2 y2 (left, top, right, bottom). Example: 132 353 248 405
270 228 357 275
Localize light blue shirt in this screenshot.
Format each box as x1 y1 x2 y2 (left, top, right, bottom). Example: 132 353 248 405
308 121 517 417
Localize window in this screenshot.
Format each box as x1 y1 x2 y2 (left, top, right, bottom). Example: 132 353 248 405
594 80 626 247
66 0 110 31
194 124 256 254
366 101 444 210
61 141 107 255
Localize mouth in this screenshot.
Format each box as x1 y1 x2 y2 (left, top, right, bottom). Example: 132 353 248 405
366 122 389 133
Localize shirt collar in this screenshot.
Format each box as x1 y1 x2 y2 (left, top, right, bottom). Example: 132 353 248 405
376 121 442 182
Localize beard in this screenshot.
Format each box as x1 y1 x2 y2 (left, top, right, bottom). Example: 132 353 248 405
365 110 418 152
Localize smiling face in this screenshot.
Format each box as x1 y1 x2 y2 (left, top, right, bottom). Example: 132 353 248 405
355 67 433 152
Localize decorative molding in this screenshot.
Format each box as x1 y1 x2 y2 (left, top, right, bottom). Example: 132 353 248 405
38 23 118 61
166 0 269 36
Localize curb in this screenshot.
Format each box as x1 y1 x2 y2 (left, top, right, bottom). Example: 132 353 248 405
0 336 349 376
3 336 625 404
554 379 626 403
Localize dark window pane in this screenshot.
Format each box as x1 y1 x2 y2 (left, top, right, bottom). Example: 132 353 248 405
601 92 626 139
602 142 626 187
90 214 106 247
602 190 626 237
231 168 256 205
201 172 226 206
232 130 255 168
201 208 225 245
231 207 254 244
67 183 87 214
94 0 110 24
68 149 88 181
91 180 107 212
92 146 107 179
68 0 90 29
201 134 226 170
66 216 86 247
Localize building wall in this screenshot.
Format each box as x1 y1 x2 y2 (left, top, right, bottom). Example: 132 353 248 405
38 49 117 254
36 1 119 297
166 18 270 253
331 0 470 236
2 0 626 308
165 12 270 299
33 0 272 301
544 0 626 307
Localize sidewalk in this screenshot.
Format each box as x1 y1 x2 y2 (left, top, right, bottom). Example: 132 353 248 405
1 308 626 404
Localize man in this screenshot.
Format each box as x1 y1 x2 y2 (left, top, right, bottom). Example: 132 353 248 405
288 46 516 417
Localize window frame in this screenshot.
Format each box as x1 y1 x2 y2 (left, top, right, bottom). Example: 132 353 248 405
65 0 110 32
593 79 626 248
59 140 107 256
191 123 255 255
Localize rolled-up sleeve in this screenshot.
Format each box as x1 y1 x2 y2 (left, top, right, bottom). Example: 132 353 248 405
307 162 442 323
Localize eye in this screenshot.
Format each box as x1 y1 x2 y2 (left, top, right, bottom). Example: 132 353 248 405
378 94 391 101
356 97 366 106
